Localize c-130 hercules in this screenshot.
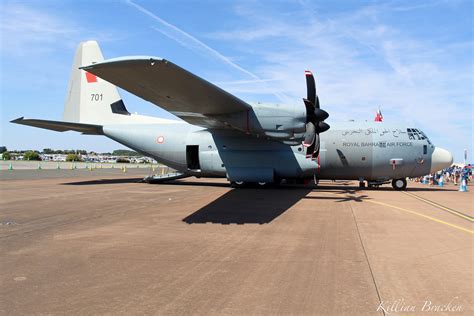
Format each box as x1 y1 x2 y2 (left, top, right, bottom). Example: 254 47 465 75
12 41 453 190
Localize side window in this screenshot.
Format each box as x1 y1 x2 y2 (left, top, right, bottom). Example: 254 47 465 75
423 145 427 155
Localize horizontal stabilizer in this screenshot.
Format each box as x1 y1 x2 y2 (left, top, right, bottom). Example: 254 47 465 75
11 117 103 135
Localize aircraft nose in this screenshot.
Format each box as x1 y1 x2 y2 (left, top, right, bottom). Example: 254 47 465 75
430 147 453 173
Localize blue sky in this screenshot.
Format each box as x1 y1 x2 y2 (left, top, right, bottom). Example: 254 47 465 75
0 0 472 161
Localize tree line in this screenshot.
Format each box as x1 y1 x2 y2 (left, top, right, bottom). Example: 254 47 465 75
1 147 139 156
1 147 141 161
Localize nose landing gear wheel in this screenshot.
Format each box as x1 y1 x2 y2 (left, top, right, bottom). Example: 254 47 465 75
392 178 407 190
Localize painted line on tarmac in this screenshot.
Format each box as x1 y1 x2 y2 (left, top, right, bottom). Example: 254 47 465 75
365 200 474 235
402 191 473 222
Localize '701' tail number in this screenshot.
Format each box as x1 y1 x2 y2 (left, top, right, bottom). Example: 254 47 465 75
91 93 103 101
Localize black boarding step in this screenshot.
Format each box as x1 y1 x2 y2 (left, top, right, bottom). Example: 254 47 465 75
143 172 189 183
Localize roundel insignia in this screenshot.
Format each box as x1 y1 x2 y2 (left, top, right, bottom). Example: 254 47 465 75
157 136 165 144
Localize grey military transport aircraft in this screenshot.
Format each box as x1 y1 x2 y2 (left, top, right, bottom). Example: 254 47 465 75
12 41 453 190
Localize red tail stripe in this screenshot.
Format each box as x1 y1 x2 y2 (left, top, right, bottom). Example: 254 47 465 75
85 71 97 83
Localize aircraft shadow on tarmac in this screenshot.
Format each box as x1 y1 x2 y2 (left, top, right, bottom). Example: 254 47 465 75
365 186 458 192
62 178 144 185
59 178 456 224
62 178 458 193
181 182 458 224
152 180 230 188
183 188 313 224
404 187 459 192
167 180 457 192
304 194 369 203
182 185 376 224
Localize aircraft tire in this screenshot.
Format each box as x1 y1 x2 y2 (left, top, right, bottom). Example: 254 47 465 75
230 181 274 189
230 181 245 188
392 178 407 191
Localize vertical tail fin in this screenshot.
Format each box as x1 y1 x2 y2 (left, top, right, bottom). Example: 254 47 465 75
63 41 129 124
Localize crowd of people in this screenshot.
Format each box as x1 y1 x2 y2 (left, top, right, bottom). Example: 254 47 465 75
413 165 472 186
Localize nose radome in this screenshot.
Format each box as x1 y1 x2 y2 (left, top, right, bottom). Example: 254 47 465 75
430 147 453 173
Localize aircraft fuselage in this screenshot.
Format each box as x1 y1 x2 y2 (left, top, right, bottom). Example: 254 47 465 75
103 121 447 184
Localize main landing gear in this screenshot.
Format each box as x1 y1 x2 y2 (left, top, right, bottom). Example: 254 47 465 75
230 181 269 188
359 179 407 190
391 178 407 191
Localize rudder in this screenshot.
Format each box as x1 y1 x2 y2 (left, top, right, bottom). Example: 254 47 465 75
63 41 129 124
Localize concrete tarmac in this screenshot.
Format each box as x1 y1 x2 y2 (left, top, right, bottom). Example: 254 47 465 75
0 170 472 315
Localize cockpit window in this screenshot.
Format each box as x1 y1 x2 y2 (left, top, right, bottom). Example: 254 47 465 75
419 130 432 145
407 128 432 145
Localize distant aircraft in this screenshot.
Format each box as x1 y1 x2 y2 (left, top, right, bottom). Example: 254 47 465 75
12 41 453 190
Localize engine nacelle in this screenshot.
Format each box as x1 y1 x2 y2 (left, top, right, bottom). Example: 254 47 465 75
212 102 307 143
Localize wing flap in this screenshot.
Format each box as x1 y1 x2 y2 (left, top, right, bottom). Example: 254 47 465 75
81 57 251 128
11 117 103 135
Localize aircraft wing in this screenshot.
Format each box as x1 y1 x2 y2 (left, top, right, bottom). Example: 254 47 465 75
11 117 103 135
81 57 251 128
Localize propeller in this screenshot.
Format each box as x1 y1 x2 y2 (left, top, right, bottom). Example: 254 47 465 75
302 70 330 159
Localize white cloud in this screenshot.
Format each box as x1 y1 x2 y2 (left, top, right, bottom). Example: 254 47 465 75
0 3 79 56
0 2 124 57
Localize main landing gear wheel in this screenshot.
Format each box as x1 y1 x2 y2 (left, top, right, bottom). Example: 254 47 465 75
230 181 245 188
230 181 271 188
392 178 407 191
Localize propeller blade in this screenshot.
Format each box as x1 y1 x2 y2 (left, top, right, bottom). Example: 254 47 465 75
316 122 330 133
305 70 316 105
303 98 315 111
311 134 320 160
306 141 315 158
314 108 329 121
303 122 316 147
303 98 315 122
